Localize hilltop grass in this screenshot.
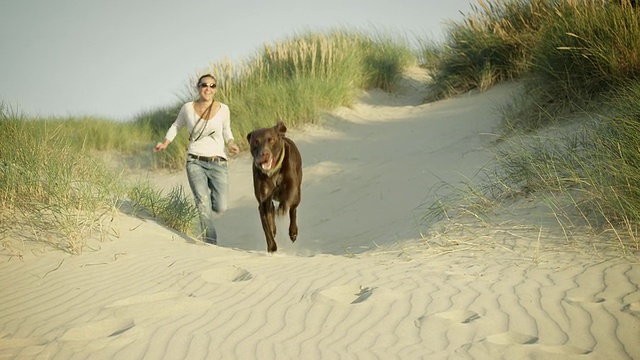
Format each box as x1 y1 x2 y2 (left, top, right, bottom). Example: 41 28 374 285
0 112 125 254
426 0 640 132
423 0 545 101
0 106 201 255
421 0 640 252
502 0 640 132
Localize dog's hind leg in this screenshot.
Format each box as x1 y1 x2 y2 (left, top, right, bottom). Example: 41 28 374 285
288 204 298 242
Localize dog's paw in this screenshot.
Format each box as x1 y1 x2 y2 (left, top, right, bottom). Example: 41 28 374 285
289 225 298 242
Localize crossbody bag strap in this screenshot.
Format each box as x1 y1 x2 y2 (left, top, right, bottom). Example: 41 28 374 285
189 101 215 142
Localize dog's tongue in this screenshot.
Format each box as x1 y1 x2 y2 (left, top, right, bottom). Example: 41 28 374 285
261 158 274 171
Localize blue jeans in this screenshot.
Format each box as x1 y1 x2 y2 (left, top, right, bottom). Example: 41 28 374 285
186 157 229 244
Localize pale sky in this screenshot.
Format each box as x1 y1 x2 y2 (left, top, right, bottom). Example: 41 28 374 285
0 0 473 121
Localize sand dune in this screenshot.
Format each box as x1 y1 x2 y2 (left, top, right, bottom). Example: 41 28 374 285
1 69 639 359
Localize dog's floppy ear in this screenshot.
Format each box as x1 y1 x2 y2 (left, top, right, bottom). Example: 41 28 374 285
275 119 287 136
246 131 253 143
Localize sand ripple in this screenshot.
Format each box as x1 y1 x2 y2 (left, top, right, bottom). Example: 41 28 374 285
0 232 637 359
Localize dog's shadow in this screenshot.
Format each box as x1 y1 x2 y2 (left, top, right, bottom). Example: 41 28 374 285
219 202 326 255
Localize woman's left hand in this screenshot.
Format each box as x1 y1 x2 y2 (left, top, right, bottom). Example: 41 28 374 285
227 141 240 155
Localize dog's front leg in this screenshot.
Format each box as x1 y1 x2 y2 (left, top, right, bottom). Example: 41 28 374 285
259 200 277 252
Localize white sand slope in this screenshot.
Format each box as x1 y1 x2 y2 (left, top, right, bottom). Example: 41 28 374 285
1 69 639 359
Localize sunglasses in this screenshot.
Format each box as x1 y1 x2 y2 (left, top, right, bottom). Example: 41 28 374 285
198 82 217 89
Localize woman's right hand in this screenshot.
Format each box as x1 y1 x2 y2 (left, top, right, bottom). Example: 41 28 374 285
153 142 167 152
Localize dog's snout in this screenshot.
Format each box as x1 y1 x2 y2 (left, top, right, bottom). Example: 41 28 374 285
250 142 263 155
260 146 271 158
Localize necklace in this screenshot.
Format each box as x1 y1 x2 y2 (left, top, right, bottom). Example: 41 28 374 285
196 100 215 118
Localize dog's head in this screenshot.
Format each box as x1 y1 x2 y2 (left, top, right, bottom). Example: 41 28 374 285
247 121 287 174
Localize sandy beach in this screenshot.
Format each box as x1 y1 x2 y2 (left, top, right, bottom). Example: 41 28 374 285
1 69 639 359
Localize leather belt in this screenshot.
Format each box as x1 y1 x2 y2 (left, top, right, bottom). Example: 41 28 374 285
188 154 226 162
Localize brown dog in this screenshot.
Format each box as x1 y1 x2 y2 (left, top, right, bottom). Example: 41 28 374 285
246 121 302 253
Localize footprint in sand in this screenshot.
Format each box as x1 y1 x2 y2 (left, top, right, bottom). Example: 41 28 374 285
314 285 373 304
539 344 592 355
61 318 136 341
106 291 212 319
59 318 142 353
621 301 640 318
312 285 397 305
564 296 606 306
483 331 538 346
432 309 481 324
201 266 253 284
414 310 480 329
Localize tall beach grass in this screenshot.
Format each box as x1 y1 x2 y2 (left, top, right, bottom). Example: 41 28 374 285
504 0 640 132
421 0 640 252
425 0 640 132
0 110 125 255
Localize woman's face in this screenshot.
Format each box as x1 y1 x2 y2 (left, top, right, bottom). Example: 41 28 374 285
197 76 216 101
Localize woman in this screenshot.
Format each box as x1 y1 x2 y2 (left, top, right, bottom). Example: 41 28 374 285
153 74 240 245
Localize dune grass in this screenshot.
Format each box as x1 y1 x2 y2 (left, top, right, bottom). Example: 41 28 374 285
127 181 199 235
423 0 546 101
0 105 200 255
421 0 640 252
427 0 640 131
0 109 125 255
502 0 640 132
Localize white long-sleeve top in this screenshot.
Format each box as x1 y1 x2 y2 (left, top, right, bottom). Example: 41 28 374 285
164 101 234 159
